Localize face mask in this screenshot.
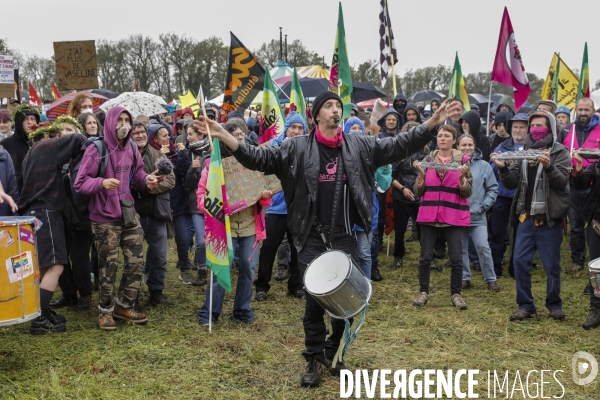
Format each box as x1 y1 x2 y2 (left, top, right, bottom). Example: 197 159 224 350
116 123 131 139
530 126 550 142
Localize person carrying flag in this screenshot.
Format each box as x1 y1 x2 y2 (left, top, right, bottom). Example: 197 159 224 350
194 92 460 388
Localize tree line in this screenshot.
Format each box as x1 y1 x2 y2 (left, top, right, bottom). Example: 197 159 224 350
2 36 598 106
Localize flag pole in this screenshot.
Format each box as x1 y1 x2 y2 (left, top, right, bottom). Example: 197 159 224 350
272 80 291 101
486 81 492 137
198 85 214 153
209 270 213 333
384 0 397 97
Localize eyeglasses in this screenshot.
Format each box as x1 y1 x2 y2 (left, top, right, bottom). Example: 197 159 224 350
231 132 244 138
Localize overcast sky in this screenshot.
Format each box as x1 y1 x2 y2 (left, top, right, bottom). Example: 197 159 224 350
3 0 599 89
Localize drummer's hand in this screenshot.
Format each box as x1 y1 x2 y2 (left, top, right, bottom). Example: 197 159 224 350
490 152 506 169
0 193 18 212
538 149 551 169
572 150 583 171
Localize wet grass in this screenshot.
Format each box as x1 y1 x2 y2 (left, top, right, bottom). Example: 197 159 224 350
1 233 599 399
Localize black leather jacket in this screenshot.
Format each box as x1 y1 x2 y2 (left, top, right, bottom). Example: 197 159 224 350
231 123 438 251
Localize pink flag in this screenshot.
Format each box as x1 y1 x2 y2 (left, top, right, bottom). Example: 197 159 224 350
491 7 531 110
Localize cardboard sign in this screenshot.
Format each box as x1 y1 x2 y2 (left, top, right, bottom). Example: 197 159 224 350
53 40 99 90
222 156 282 215
0 55 14 98
370 98 388 129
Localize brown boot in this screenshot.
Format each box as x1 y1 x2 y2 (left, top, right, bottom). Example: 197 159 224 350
98 312 117 331
113 304 148 324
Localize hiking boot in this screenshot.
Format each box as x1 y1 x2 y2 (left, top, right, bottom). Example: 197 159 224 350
300 358 323 388
371 265 383 281
510 309 537 321
486 281 501 292
149 290 174 307
569 263 583 273
113 304 148 324
462 280 471 290
413 292 429 307
406 231 419 242
325 357 349 377
291 290 306 300
98 312 117 331
549 309 566 321
391 257 403 270
451 294 467 310
430 260 443 272
178 270 194 285
582 307 600 330
75 295 91 311
49 294 77 309
274 266 288 281
255 291 268 301
93 272 100 292
192 269 208 286
30 308 66 335
48 309 66 324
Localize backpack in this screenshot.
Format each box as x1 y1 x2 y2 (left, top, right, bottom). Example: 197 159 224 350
69 137 137 217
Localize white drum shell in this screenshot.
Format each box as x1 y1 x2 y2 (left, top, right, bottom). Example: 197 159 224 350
304 250 372 319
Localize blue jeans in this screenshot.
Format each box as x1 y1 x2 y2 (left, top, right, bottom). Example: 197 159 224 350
198 235 259 324
355 230 372 278
513 219 563 312
191 213 207 269
140 216 168 291
462 225 496 282
172 214 194 271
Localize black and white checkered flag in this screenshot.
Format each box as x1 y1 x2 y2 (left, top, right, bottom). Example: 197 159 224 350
379 0 397 87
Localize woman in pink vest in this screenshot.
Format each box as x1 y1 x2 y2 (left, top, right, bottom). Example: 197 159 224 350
412 125 472 310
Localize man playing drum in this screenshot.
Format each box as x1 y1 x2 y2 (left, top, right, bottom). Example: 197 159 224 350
194 93 460 388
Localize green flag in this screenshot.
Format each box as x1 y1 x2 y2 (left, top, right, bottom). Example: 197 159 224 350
259 68 285 144
328 2 353 119
290 68 307 124
448 52 470 113
577 43 590 102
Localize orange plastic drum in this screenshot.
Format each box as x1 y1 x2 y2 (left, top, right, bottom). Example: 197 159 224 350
0 217 40 326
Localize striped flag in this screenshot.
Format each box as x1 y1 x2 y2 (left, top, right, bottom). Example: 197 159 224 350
329 2 353 119
289 68 307 125
448 52 470 112
378 0 397 88
577 42 590 102
259 68 285 145
204 138 233 293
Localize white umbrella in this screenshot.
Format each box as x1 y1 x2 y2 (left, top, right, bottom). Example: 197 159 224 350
100 91 167 117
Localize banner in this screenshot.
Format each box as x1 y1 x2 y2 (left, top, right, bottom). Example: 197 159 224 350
329 2 353 119
222 32 265 117
541 53 579 109
259 68 285 145
490 7 531 110
51 82 61 100
448 52 470 112
178 89 200 117
379 0 398 89
53 40 99 90
28 83 41 106
577 42 590 102
0 55 14 98
290 68 307 125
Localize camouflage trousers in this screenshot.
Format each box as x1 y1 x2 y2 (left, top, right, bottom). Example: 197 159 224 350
92 217 144 312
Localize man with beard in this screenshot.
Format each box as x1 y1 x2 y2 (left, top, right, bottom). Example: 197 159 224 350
492 110 570 321
404 104 422 124
557 97 600 272
194 92 458 388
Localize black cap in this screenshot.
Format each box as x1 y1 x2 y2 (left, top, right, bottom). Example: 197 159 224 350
312 91 342 123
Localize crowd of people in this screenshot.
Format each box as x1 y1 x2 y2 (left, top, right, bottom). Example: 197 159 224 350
1 88 600 388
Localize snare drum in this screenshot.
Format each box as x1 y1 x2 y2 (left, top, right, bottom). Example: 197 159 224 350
303 250 372 319
0 217 40 326
588 257 600 298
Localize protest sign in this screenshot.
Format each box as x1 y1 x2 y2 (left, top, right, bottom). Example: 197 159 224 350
370 98 388 129
53 40 99 90
222 156 282 215
0 55 14 98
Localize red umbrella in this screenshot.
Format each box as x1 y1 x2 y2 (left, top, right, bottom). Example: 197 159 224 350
46 91 108 121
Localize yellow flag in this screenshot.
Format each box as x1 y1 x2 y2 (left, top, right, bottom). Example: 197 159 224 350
541 53 579 109
178 89 200 117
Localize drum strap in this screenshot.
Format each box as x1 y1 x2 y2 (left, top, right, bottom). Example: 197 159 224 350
312 149 345 250
332 304 369 366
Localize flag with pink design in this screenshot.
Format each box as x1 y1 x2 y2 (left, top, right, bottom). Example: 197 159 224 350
491 7 531 110
204 138 233 292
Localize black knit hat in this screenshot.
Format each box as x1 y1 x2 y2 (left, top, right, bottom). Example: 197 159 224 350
312 91 342 123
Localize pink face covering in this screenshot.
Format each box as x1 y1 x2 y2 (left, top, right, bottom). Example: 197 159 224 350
530 126 550 142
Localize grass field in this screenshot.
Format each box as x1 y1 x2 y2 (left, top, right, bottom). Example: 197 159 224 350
1 232 599 399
